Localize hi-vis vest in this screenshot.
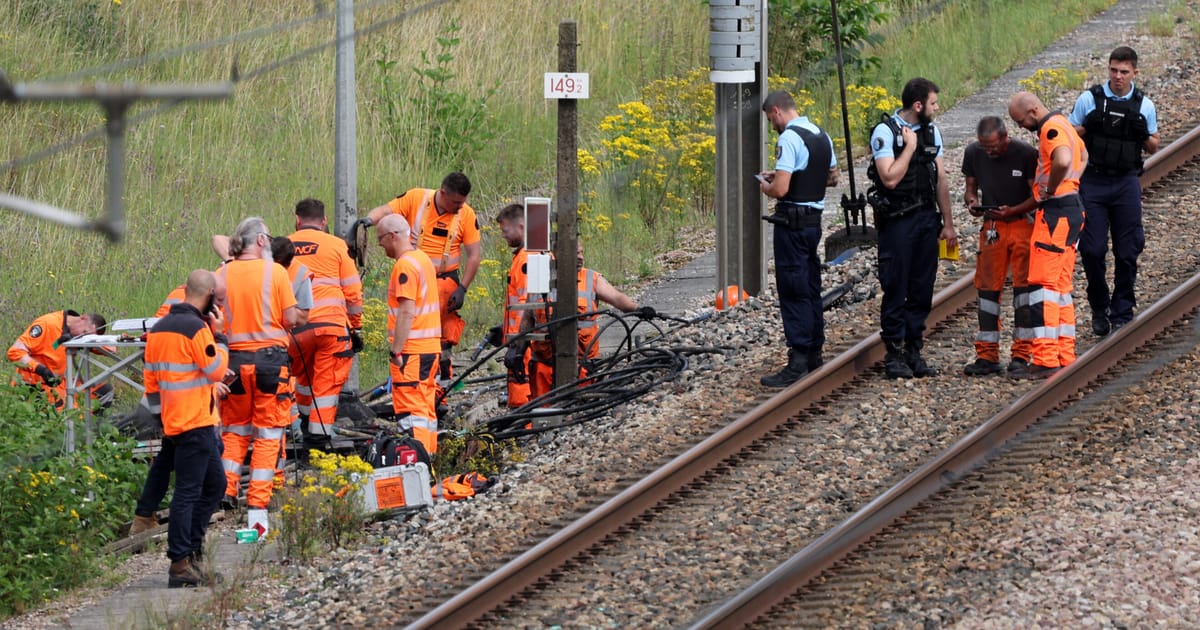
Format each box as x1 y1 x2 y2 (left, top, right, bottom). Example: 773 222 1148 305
1035 113 1085 201
504 248 529 342
386 189 481 274
531 268 600 360
141 303 229 437
218 259 297 351
387 248 442 355
289 227 364 328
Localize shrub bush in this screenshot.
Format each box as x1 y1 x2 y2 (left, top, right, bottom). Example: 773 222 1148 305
0 379 145 617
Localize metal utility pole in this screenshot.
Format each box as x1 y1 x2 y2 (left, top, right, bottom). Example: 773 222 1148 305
552 21 580 391
334 0 361 393
710 0 767 298
0 75 231 241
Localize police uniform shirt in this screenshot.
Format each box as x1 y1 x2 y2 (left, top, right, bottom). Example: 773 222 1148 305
776 116 837 209
870 111 945 161
961 138 1038 208
1067 80 1158 134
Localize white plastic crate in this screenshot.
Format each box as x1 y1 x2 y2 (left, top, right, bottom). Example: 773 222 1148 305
358 463 433 512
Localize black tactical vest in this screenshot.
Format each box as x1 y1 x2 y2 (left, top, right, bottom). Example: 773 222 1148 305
781 124 833 205
866 114 938 206
1082 84 1147 175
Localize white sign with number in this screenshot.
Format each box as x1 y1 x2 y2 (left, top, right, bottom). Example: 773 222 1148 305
544 72 589 99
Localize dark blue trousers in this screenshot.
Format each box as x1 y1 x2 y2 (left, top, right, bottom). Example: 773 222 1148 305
774 224 824 353
135 439 174 517
1078 171 1144 325
877 209 941 344
166 426 225 562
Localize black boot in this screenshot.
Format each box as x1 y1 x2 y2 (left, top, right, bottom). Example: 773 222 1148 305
884 341 913 379
905 340 936 377
760 349 810 388
807 350 824 372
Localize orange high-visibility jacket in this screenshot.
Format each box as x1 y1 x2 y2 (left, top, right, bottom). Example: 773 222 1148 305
384 188 482 274
388 249 442 354
531 268 600 360
1034 113 1086 201
218 259 297 351
8 310 74 383
288 227 364 328
142 303 229 436
504 248 529 342
156 285 186 318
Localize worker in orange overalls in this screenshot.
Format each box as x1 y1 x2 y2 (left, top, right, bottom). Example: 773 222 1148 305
287 198 363 448
377 214 443 454
8 309 110 409
961 116 1039 376
141 269 229 588
216 217 299 515
511 242 654 401
495 203 532 408
367 172 482 382
1008 91 1088 378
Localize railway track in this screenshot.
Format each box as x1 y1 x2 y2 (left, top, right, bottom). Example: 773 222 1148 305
405 125 1200 628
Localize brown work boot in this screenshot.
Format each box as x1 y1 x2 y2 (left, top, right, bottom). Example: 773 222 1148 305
189 552 224 585
167 557 204 589
129 514 158 536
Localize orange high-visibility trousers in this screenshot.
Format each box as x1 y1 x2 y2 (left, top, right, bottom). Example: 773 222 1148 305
973 217 1034 363
1026 196 1084 369
391 352 439 455
436 274 466 347
220 349 293 509
288 323 352 437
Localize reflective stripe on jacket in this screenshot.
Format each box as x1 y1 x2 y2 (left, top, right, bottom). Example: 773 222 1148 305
288 227 364 328
142 303 229 436
387 248 442 355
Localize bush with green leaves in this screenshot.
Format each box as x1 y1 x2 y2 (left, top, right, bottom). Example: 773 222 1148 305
0 379 145 617
373 20 500 172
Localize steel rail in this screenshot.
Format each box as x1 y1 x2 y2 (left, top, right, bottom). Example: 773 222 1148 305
689 267 1200 630
687 125 1200 629
404 272 977 629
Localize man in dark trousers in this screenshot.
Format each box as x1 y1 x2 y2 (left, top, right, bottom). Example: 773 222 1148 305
141 269 229 587
867 77 957 378
961 116 1038 375
1069 46 1160 336
757 89 838 388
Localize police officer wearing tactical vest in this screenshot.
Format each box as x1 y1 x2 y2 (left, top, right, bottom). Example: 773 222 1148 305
757 90 838 388
1069 46 1160 337
867 77 957 378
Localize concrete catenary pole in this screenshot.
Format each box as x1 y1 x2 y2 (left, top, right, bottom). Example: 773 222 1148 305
553 21 580 390
710 0 767 298
334 0 360 393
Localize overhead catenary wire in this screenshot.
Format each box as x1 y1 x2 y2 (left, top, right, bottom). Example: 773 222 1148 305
2 0 452 176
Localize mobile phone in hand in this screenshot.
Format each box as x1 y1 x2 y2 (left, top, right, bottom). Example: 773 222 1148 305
754 173 766 184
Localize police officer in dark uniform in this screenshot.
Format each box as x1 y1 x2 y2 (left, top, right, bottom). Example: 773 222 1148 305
866 77 957 378
757 90 838 388
1069 46 1160 336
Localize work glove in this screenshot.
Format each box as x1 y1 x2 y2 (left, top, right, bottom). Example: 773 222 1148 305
505 343 528 384
447 285 467 312
634 305 657 320
34 364 60 387
485 325 503 348
349 328 364 354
